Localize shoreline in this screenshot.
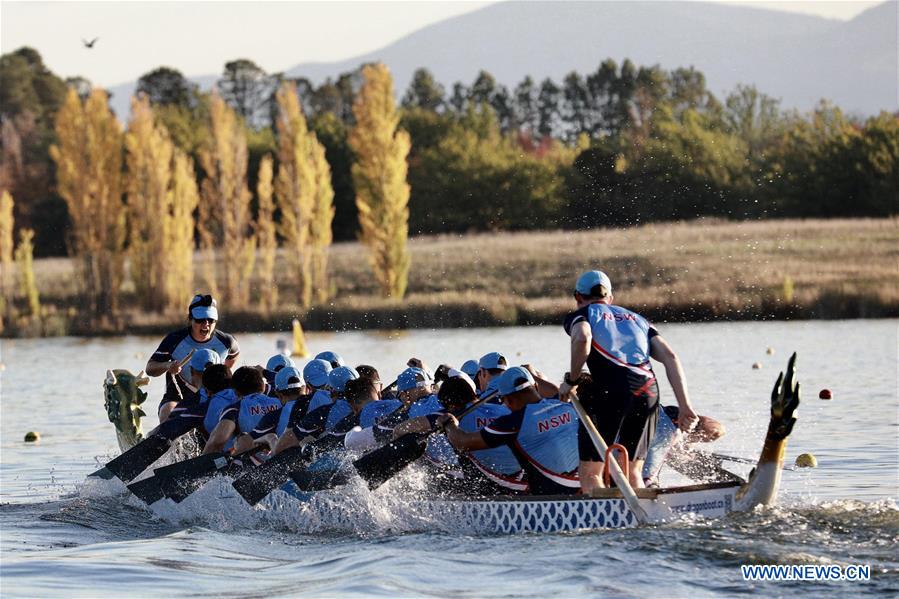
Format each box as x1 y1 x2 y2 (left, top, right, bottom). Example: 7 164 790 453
4 217 897 338
6 293 896 339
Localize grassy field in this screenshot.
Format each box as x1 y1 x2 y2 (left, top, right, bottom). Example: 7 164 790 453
4 217 898 336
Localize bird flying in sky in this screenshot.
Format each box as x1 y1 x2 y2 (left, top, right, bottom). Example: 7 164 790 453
82 37 99 49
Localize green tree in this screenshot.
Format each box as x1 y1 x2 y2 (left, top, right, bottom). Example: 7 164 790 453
217 59 277 128
136 66 197 107
402 68 445 112
349 63 411 299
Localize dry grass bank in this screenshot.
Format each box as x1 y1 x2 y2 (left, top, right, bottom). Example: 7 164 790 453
6 217 898 336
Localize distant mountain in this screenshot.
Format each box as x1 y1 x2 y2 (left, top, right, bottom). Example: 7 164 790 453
107 0 897 119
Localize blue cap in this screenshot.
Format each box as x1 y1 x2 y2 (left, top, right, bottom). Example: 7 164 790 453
328 366 358 392
266 354 295 373
496 366 535 397
274 366 305 391
315 350 345 368
575 270 612 296
478 352 508 371
303 359 333 388
397 367 431 392
460 359 480 379
188 294 218 320
189 349 221 373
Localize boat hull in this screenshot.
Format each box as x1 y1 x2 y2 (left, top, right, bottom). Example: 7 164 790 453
279 481 743 534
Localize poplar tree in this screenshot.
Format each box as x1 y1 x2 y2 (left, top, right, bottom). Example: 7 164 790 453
0 190 13 265
165 149 199 311
255 154 278 312
14 228 40 319
275 81 315 307
309 140 334 302
50 87 125 320
349 63 411 299
0 189 14 332
125 95 173 311
198 93 256 309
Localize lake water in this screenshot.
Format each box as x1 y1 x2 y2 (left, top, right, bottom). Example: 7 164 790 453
1 320 897 596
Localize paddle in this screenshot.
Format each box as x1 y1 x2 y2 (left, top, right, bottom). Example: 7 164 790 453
88 434 172 483
153 443 268 503
352 390 498 491
569 392 650 525
231 434 343 505
127 474 166 504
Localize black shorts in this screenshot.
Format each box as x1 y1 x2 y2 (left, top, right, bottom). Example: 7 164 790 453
576 378 660 463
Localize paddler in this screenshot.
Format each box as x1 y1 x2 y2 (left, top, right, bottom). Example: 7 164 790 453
202 367 280 454
233 366 310 455
558 270 698 493
271 366 359 453
304 359 335 413
643 406 726 485
146 294 240 421
440 366 580 495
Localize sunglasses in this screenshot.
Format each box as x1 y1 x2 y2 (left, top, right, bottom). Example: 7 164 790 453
193 318 216 325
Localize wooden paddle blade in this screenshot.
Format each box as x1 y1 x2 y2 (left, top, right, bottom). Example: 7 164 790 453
127 476 166 504
154 453 227 501
91 435 172 483
352 433 427 491
231 445 311 506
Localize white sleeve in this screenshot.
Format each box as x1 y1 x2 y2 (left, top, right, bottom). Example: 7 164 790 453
343 426 378 452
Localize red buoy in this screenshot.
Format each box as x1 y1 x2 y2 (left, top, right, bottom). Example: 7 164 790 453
819 389 832 400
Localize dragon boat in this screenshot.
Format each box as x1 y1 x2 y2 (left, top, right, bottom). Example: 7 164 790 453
101 355 801 534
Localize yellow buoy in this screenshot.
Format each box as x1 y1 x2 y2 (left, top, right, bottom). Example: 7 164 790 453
766 347 775 355
24 431 40 442
795 453 817 468
292 318 309 358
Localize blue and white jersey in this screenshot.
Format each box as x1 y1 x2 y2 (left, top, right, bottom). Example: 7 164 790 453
481 399 580 495
307 389 333 413
458 402 525 491
150 327 239 365
325 399 352 431
409 395 458 466
220 392 281 436
203 388 239 435
359 399 403 429
643 405 680 483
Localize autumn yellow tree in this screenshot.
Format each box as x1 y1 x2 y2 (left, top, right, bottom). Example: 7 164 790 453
164 149 199 312
255 154 277 313
125 95 173 311
0 189 14 332
309 140 334 302
349 63 411 299
14 228 40 319
50 87 126 320
274 82 315 307
198 93 256 309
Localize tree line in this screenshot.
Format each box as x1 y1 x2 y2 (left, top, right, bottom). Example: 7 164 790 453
1 52 409 329
0 47 897 327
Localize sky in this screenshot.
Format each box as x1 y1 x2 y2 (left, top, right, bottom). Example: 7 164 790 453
0 0 884 87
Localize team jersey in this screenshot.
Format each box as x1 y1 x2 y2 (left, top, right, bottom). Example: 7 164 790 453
359 399 403 429
563 302 660 393
480 399 580 495
292 403 335 439
325 399 353 431
219 392 281 436
150 327 239 364
307 389 334 413
409 395 458 467
248 394 312 440
458 402 526 492
203 388 239 435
